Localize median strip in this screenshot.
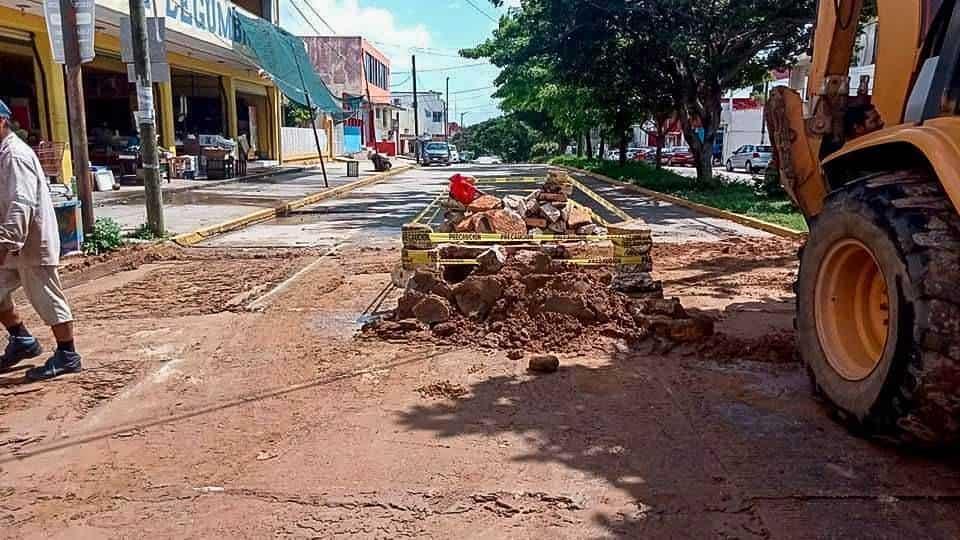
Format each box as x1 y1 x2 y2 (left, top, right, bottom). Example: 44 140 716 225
557 165 807 240
171 165 412 246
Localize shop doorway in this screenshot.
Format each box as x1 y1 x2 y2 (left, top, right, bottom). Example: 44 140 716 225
0 40 44 144
83 66 139 177
237 92 268 159
171 70 225 144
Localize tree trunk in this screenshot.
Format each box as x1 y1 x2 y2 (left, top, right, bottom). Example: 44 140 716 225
616 108 629 167
679 93 721 184
577 133 584 157
655 125 665 171
598 134 606 160
585 130 594 159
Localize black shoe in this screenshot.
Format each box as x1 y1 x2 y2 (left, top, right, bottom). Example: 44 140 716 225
25 350 82 381
0 336 42 371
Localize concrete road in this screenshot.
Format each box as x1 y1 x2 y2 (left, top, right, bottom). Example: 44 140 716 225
205 163 770 248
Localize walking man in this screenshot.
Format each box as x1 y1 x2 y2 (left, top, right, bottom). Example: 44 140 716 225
0 99 81 380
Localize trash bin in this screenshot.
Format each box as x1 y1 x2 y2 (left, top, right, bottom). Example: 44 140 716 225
346 160 359 177
53 199 83 256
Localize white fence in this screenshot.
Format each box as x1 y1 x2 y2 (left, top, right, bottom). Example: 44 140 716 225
281 126 328 159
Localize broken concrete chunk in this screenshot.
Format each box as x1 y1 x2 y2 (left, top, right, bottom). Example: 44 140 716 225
538 192 568 204
409 269 454 300
452 275 503 319
525 217 548 229
413 294 452 325
540 203 561 223
507 350 524 360
467 195 503 213
502 194 527 216
514 250 553 274
396 290 427 319
475 210 527 235
476 245 507 275
566 206 593 229
528 354 560 373
577 224 608 236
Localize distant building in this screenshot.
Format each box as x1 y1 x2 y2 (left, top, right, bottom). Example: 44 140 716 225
392 91 447 155
302 36 393 153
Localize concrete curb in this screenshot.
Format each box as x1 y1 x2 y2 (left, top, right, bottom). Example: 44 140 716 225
557 165 807 240
95 166 310 207
171 165 413 246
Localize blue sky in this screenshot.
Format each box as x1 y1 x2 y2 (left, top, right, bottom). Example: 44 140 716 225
279 0 518 125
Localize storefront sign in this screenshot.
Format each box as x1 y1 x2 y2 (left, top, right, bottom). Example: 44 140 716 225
158 0 244 47
44 0 97 64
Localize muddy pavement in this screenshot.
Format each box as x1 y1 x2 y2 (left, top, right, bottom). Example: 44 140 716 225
0 164 959 538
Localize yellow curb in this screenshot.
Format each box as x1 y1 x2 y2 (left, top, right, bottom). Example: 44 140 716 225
171 165 413 246
558 165 807 240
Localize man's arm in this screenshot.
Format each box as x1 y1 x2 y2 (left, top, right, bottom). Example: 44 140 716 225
0 155 37 254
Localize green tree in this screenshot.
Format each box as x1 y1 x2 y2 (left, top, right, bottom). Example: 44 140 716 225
483 0 815 181
450 115 538 163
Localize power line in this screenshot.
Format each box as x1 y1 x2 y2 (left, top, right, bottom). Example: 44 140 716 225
297 0 338 34
463 0 497 22
393 62 489 74
288 0 328 38
450 85 496 95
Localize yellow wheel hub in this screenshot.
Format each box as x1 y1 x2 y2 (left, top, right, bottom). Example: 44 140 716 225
815 239 890 381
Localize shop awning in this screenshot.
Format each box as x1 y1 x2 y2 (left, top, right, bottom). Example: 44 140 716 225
233 13 342 113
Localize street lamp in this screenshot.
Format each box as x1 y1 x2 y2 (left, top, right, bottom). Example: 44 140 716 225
461 112 469 127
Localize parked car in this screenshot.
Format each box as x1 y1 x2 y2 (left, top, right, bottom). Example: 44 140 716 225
664 146 695 167
460 151 475 162
474 155 503 164
448 144 461 163
726 144 773 173
422 142 452 166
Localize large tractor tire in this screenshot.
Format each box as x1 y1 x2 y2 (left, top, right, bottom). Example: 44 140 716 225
798 169 960 445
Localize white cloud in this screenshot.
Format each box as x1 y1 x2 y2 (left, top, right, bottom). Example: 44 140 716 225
281 0 432 70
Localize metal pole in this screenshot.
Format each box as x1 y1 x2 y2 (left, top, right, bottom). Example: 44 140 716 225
445 77 450 142
61 0 94 234
412 55 419 164
129 0 164 235
292 44 328 188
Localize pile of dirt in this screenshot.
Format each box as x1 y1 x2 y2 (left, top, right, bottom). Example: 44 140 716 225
364 251 713 352
697 331 797 364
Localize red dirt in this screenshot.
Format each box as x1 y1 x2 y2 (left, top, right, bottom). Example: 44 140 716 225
1 237 958 539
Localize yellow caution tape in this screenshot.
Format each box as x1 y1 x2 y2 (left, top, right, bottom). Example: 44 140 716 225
410 194 443 225
403 250 647 267
402 231 651 244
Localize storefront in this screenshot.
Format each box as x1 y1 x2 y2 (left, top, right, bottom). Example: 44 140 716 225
0 0 309 183
0 34 46 144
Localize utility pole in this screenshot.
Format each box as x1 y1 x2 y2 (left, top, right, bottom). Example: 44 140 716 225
60 0 94 234
129 0 164 235
291 45 329 188
460 112 468 128
412 55 420 164
445 77 450 142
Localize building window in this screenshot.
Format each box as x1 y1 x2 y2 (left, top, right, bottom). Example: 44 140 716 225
364 53 389 90
432 111 443 123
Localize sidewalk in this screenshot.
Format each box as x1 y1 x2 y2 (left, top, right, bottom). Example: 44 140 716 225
93 163 307 207
96 159 387 235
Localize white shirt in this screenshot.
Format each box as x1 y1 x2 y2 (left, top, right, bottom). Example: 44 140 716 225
0 132 60 267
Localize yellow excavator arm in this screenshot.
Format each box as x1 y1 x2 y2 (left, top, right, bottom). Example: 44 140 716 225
767 0 929 217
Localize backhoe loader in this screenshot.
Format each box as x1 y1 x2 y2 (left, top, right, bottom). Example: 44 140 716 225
766 0 960 445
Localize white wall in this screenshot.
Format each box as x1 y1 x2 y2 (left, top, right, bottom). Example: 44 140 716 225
282 127 328 159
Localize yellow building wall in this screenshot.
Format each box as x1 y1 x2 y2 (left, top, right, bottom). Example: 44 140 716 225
0 6 284 177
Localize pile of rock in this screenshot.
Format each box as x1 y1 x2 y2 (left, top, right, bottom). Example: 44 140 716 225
438 170 606 236
367 249 712 352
